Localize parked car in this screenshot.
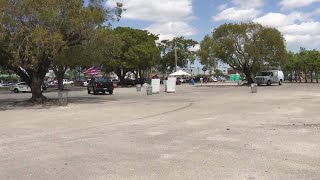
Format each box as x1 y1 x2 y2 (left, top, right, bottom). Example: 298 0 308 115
10 82 31 93
42 83 48 91
286 74 296 81
136 78 151 85
0 83 10 87
110 79 120 87
255 70 284 86
176 78 182 85
63 79 74 85
9 82 47 93
87 77 115 95
121 78 136 86
48 80 58 86
211 76 218 82
82 80 90 87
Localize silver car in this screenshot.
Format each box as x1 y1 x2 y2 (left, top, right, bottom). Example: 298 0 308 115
10 82 31 93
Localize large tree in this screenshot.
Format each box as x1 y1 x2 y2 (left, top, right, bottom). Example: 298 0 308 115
0 0 122 101
104 27 160 81
198 35 217 75
294 48 320 83
212 22 286 83
53 27 120 90
158 37 198 74
283 51 297 82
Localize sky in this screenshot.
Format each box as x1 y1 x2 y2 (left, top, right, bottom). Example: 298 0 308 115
106 0 320 53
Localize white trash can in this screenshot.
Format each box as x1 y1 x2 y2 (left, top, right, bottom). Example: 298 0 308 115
251 83 257 93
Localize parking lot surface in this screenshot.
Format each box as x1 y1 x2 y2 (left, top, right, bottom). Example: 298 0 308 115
0 84 320 179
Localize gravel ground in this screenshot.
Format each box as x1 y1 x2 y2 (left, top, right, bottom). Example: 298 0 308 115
0 83 320 179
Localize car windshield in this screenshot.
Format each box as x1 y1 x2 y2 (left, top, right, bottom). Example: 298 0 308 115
95 77 109 83
257 72 272 76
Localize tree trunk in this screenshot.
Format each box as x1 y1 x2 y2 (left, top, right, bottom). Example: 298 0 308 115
57 72 64 90
310 71 313 83
305 70 307 83
243 69 254 84
30 72 46 102
316 71 319 83
115 69 127 86
53 66 67 90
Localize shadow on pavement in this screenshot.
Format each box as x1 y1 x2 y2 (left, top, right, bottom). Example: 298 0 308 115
0 95 118 111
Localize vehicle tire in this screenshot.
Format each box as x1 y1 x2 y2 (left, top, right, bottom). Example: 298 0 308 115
14 88 19 93
22 91 26 93
102 91 106 94
108 90 113 95
257 83 261 86
279 80 283 85
267 80 271 86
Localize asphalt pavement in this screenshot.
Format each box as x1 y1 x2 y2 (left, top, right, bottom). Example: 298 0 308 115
0 83 320 179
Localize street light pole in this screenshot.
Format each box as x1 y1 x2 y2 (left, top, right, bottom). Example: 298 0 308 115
175 42 178 72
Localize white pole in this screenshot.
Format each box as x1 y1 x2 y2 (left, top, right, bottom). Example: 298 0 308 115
175 42 178 72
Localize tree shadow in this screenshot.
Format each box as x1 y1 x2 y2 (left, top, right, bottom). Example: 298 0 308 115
0 95 119 111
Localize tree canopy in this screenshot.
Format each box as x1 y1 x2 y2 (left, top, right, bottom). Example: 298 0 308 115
158 37 198 73
198 35 217 75
211 22 286 83
0 0 122 101
103 27 160 80
284 48 320 83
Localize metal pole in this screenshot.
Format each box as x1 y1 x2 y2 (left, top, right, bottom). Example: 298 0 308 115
175 42 178 72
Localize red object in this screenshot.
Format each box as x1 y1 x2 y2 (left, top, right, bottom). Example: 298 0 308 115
84 65 102 75
96 83 103 88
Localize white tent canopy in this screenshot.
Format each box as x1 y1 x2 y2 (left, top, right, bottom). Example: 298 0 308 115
169 70 191 76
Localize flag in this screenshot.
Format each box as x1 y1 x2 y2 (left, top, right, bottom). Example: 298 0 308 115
84 65 102 75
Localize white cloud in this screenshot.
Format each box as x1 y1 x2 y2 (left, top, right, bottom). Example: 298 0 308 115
106 0 195 40
279 22 320 35
284 34 320 50
188 44 200 52
279 0 320 10
254 13 292 27
232 0 264 8
106 0 192 22
211 1 320 50
253 12 309 27
145 21 196 41
213 8 261 21
213 0 263 22
254 11 320 50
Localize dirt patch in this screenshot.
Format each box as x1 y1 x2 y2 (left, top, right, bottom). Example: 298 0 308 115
0 98 67 111
285 123 320 130
304 124 320 129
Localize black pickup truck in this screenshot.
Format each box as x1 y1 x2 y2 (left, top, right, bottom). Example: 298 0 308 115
87 77 114 95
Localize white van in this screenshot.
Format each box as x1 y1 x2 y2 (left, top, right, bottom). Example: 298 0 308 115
255 70 284 86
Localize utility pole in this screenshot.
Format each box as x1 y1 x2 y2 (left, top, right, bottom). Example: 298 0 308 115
175 42 178 72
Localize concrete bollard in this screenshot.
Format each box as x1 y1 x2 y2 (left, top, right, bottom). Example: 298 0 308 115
136 84 142 92
146 85 152 95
